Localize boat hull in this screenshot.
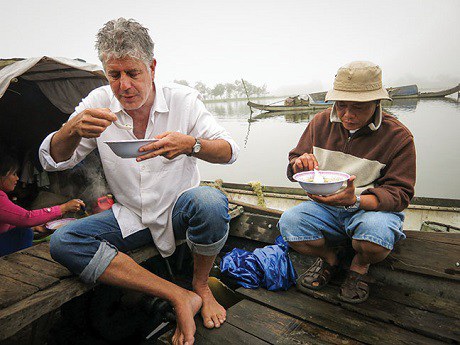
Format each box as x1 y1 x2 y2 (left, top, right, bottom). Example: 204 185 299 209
205 181 460 232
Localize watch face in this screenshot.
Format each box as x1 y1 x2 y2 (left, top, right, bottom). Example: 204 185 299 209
193 139 201 153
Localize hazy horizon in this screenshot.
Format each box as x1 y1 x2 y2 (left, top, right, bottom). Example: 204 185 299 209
1 0 459 95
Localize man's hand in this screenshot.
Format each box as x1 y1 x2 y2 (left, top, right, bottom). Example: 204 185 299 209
308 175 357 207
292 153 319 174
68 108 118 138
136 132 195 161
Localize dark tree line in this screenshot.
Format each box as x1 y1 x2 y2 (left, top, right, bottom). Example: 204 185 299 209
173 79 269 99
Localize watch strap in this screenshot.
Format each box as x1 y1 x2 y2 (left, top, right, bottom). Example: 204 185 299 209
345 195 360 211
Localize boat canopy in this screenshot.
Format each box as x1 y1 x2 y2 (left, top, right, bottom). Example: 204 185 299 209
0 56 108 167
0 56 107 113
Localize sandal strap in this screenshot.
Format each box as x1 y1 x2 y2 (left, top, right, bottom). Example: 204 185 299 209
340 271 369 300
301 258 338 287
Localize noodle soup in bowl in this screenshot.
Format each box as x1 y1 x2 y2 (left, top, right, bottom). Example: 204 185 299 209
293 170 350 195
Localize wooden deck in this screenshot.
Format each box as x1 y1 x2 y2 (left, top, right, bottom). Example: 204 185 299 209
159 248 459 344
0 204 245 343
158 203 460 344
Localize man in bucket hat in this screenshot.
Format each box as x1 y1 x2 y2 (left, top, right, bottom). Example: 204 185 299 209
278 61 416 303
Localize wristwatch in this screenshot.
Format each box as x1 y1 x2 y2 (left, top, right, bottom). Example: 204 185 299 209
345 195 360 211
188 138 202 156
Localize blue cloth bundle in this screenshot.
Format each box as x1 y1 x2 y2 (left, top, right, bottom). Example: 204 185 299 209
220 236 297 291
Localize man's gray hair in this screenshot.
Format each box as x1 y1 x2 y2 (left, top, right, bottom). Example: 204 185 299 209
95 18 154 67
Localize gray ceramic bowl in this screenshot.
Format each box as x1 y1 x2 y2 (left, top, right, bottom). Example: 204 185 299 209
293 170 350 195
105 139 158 158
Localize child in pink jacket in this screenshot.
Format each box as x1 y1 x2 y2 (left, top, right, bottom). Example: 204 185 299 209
0 151 84 256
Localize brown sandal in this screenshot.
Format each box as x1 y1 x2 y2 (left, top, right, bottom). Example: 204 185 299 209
338 270 370 304
297 258 338 292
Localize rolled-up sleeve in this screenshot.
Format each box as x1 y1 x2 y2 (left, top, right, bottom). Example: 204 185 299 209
39 129 97 171
189 94 239 164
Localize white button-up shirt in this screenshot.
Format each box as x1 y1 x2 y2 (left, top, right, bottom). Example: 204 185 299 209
39 83 239 257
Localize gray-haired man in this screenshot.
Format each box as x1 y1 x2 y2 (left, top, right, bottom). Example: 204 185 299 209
39 18 239 345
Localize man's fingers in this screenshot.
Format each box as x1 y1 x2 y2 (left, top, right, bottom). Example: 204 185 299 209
155 131 173 139
312 156 319 170
347 175 356 187
136 146 169 161
307 193 324 202
80 124 107 134
89 108 118 122
294 159 304 173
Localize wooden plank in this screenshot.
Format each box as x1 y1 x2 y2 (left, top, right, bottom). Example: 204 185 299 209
128 244 160 264
291 250 460 319
0 258 59 290
0 275 38 309
3 251 71 279
228 199 284 217
158 317 270 345
370 284 460 319
230 213 280 244
237 287 445 344
194 321 269 345
22 242 54 262
228 205 244 219
388 234 460 280
0 277 94 341
227 299 361 344
405 230 460 245
297 284 459 343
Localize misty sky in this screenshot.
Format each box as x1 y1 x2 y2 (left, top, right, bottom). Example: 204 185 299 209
1 0 459 94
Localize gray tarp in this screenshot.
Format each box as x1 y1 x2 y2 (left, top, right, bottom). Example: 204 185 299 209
0 56 107 113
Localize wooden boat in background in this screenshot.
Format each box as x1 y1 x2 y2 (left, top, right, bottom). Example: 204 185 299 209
308 83 460 101
387 84 419 98
247 100 331 112
414 83 460 99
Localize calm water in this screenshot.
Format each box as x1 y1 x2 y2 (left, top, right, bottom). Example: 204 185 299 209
198 97 460 199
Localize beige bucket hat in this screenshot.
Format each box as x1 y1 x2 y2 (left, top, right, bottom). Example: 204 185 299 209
325 61 391 102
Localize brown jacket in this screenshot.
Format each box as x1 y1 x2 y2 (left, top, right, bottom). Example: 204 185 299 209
287 107 416 212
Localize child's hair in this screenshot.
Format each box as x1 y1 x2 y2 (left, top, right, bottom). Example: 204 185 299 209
0 146 20 177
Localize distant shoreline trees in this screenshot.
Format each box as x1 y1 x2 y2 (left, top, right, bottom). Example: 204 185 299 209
173 79 269 100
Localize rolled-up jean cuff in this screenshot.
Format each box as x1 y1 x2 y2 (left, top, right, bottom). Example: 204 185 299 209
80 241 118 284
186 228 229 256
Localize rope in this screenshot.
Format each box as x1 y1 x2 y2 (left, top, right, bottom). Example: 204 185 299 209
248 181 266 208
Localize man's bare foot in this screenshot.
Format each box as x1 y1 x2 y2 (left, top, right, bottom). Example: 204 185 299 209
193 282 226 329
172 290 202 345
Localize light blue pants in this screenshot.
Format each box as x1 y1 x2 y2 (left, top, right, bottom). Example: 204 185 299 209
278 201 405 250
50 186 230 283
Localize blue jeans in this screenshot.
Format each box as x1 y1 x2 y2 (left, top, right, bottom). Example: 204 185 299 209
50 186 230 283
0 227 34 256
278 201 405 250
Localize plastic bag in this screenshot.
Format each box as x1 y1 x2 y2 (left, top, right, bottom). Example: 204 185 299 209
220 236 297 291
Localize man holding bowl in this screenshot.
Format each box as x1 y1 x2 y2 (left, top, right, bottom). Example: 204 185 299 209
39 18 239 345
278 61 416 303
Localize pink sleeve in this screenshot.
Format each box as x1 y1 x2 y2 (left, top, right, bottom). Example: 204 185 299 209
0 192 62 229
